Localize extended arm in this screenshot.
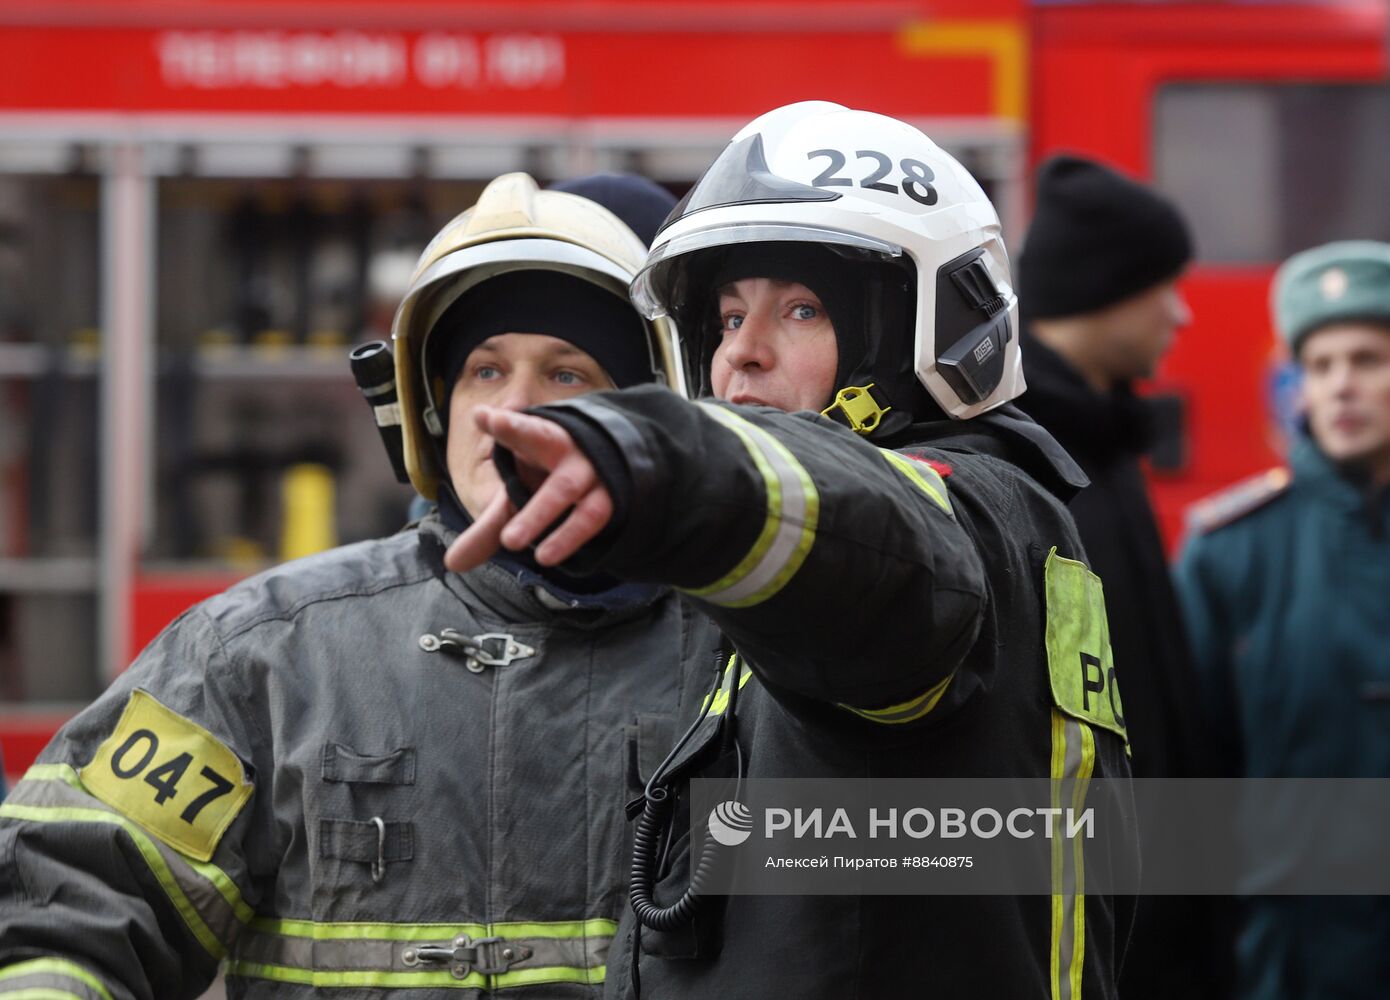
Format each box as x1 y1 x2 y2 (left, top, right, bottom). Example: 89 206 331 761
449 386 985 712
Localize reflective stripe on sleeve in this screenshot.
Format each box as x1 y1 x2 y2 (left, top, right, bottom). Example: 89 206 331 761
680 404 820 608
880 450 952 515
227 917 616 990
1049 712 1096 1000
0 764 252 959
837 672 954 725
0 959 114 1000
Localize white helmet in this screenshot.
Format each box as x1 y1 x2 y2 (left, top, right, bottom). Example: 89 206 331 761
632 101 1023 429
392 172 682 499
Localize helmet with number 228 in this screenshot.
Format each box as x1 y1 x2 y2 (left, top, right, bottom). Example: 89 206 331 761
632 100 1023 432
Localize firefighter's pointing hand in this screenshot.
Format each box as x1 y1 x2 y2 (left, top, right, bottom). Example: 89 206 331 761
444 404 612 573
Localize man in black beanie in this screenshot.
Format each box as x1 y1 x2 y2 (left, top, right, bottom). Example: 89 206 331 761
1016 154 1230 999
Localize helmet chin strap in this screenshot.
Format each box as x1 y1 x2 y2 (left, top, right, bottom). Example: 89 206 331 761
817 282 925 439
821 384 895 436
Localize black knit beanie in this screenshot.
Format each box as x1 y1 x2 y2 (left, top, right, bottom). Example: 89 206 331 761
708 242 892 397
431 270 653 410
1019 155 1193 320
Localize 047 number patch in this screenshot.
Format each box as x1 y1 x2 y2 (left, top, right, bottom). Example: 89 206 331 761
81 690 253 862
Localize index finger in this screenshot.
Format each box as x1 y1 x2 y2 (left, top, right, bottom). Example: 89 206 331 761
498 452 599 552
444 487 514 574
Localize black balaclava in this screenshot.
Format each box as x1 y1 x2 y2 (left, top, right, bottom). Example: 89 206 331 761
691 241 938 435
431 269 652 410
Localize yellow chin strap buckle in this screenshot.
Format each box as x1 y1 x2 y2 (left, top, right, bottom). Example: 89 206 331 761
821 384 891 435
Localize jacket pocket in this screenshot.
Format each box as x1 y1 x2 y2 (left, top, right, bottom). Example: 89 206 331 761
322 743 415 785
311 743 418 915
626 714 676 792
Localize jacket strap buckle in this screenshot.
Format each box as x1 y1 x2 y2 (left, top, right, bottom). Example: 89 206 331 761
468 632 535 668
417 629 536 673
402 934 533 979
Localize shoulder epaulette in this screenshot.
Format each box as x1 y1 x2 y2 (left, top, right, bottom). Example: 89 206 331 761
1185 467 1293 536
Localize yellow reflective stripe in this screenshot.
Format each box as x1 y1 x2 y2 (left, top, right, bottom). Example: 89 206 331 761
880 450 952 515
495 965 606 988
22 764 84 789
1069 723 1096 998
15 764 254 925
0 959 113 1000
251 917 488 941
1049 712 1066 1000
227 960 606 991
491 918 617 939
226 961 486 989
231 916 615 989
493 917 615 988
837 672 953 725
0 990 90 999
247 916 616 943
681 405 819 608
1049 712 1094 1000
0 802 225 960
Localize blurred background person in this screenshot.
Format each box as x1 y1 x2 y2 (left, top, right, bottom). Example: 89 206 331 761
1015 154 1230 1000
1174 240 1390 1000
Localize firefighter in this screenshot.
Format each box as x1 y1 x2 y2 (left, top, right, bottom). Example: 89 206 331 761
1175 241 1390 999
0 173 716 998
446 102 1138 998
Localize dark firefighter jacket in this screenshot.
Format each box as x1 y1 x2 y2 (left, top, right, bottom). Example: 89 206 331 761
0 514 710 999
519 386 1139 1000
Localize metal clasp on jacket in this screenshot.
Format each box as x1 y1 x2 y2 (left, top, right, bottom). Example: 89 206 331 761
417 630 535 673
401 934 533 978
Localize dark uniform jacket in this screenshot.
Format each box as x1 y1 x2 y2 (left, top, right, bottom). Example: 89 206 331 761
523 386 1138 999
0 514 705 999
1174 434 1390 1000
1017 333 1230 1000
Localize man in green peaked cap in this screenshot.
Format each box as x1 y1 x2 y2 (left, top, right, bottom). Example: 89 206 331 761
1174 241 1390 999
